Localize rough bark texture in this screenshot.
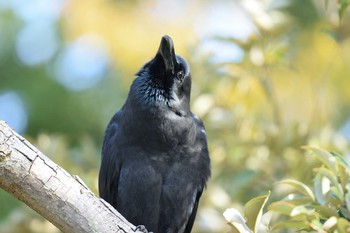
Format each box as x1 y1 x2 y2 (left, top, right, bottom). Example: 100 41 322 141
0 120 144 233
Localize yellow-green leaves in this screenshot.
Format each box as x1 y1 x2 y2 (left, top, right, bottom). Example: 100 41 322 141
268 201 295 216
303 146 337 173
224 192 270 233
267 147 350 232
338 0 350 19
223 208 252 233
224 147 350 232
244 192 271 232
276 179 315 202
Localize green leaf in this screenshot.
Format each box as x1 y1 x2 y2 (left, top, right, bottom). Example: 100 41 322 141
226 226 240 233
337 217 350 233
276 179 315 201
316 167 344 201
331 151 350 170
290 205 311 217
322 216 337 231
338 162 349 191
223 208 252 233
314 172 327 205
314 205 339 218
271 219 310 231
244 191 270 233
339 0 350 20
310 218 324 231
285 196 315 206
345 185 350 213
316 167 341 190
226 223 250 233
339 206 350 221
329 187 344 205
303 146 337 174
268 201 295 215
289 205 320 223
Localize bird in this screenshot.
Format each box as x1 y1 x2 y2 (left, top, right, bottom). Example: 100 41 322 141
98 35 210 233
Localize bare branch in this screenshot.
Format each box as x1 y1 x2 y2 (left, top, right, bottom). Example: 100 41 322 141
0 120 144 233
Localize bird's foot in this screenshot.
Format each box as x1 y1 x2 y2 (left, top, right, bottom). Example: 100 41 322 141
135 225 152 233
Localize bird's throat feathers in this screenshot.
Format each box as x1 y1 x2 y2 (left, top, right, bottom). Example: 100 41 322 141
131 67 179 107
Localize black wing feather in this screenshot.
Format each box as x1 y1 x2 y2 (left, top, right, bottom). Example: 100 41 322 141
182 114 210 233
98 111 122 207
183 190 202 233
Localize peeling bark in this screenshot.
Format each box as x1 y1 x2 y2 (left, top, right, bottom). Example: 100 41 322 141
0 121 144 233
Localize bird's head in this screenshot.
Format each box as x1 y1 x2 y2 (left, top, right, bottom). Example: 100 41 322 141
131 35 192 115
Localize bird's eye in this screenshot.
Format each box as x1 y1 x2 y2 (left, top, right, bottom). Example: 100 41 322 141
177 70 184 80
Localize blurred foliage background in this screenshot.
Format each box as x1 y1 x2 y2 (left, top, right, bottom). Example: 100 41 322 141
1 0 350 232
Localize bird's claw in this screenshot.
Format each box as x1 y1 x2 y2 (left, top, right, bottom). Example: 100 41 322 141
135 225 151 233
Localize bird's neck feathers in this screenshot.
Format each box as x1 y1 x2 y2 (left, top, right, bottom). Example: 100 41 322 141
128 69 191 115
130 70 177 107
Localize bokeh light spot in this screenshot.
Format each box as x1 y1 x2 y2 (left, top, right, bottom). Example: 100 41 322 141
0 91 28 133
200 39 244 63
54 35 110 91
9 0 65 23
340 118 350 141
16 22 58 66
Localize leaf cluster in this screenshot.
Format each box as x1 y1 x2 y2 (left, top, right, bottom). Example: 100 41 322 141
224 147 350 232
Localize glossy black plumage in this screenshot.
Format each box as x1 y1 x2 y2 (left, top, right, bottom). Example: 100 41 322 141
98 35 210 233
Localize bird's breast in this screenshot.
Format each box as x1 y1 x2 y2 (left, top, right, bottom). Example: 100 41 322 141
125 111 197 151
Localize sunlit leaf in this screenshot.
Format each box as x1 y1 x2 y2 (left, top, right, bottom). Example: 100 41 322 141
285 196 316 206
226 223 251 233
329 187 344 205
310 218 324 231
268 201 295 215
339 0 350 19
314 205 339 218
303 146 337 174
226 225 240 233
223 208 252 233
314 172 327 205
290 205 311 217
322 216 337 231
243 191 270 233
316 167 344 201
331 151 350 170
276 179 315 201
345 185 350 213
338 163 349 191
337 217 350 233
271 219 310 231
339 206 350 221
316 167 341 189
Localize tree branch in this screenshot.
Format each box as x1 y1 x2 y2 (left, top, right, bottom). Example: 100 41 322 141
0 120 143 233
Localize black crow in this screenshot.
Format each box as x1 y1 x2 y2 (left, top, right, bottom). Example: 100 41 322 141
99 35 210 233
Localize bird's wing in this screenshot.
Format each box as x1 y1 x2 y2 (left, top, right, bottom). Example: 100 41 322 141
98 111 122 207
183 113 210 233
183 190 203 233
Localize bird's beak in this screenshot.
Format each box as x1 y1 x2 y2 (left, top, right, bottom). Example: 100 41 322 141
156 35 177 75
